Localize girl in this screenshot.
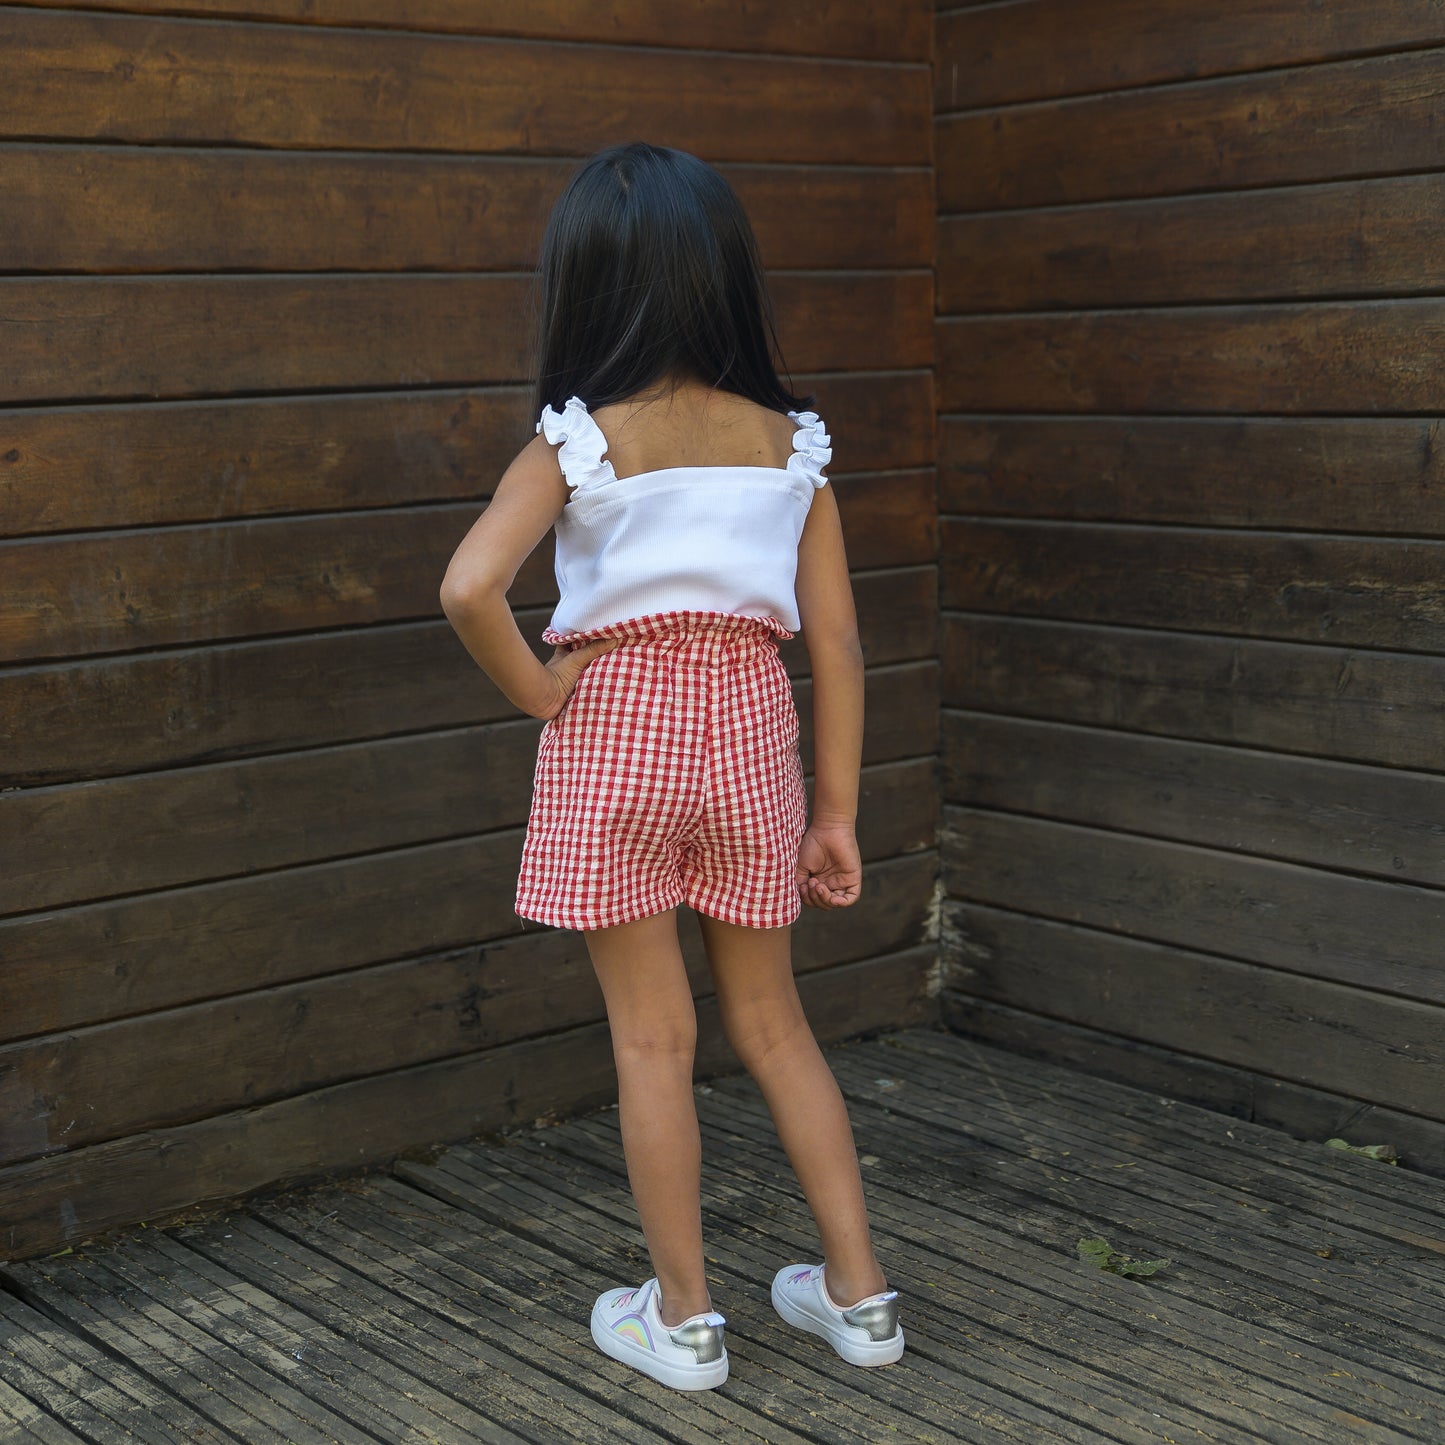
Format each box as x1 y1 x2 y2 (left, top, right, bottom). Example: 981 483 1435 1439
439 142 902 1392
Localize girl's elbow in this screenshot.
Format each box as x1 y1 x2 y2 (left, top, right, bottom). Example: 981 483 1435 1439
439 568 499 619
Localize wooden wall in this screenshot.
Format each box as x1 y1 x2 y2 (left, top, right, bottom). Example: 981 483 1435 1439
0 2 937 1261
935 2 1445 1172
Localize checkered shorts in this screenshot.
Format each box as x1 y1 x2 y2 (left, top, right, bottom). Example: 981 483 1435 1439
515 610 809 931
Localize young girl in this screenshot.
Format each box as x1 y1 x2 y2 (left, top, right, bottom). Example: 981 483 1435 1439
439 142 902 1392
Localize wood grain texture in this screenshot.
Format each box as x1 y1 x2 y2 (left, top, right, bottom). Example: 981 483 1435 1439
943 806 1445 1002
0 759 937 1043
936 0 1445 110
936 300 1445 414
0 853 937 1165
0 504 545 662
937 173 1445 313
937 49 1445 212
941 995 1445 1184
938 416 1445 535
0 146 933 274
0 372 933 536
0 950 935 1260
940 614 1445 774
942 518 1445 651
0 272 931 404
941 901 1444 1119
941 710 1445 887
1 662 937 914
11 0 934 62
0 10 929 163
1 563 933 786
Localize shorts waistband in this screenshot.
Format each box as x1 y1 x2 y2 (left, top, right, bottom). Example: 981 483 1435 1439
543 610 793 649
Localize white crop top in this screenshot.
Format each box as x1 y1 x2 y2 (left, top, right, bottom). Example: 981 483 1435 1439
536 394 832 636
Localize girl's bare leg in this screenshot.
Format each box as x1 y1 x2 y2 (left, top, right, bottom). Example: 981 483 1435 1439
583 908 713 1328
697 914 887 1306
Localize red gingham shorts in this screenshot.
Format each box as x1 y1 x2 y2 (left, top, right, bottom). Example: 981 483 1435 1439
515 610 809 931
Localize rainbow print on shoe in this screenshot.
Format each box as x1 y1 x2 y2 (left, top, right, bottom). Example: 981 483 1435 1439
590 1277 729 1390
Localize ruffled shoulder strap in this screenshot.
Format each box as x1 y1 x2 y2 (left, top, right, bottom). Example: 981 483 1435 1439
536 395 616 489
785 409 832 489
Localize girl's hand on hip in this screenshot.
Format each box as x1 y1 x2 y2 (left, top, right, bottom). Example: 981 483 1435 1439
796 823 862 909
534 638 621 719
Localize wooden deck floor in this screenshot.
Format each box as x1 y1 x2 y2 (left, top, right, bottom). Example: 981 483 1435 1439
2 1027 1443 1444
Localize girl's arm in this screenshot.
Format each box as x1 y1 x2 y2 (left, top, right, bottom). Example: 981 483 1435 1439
794 478 865 908
439 434 616 719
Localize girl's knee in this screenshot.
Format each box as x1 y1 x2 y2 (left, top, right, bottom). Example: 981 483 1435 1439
721 1001 812 1073
611 1011 698 1063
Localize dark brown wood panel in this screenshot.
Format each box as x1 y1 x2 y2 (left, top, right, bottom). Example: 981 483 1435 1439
0 371 932 537
0 147 932 274
1 272 931 404
940 995 1445 1186
941 710 1445 886
942 901 1443 1118
1 662 937 915
937 49 1445 212
937 174 1445 313
943 806 1445 1001
938 416 1445 535
0 948 935 1261
11 1 933 61
941 519 1445 652
2 563 932 786
0 504 539 663
0 758 937 1043
0 852 937 1165
1 722 541 917
0 11 929 163
936 0 1445 110
940 614 1445 774
936 300 1445 414
0 387 526 535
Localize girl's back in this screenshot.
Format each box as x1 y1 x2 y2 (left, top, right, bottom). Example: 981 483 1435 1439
591 383 801 480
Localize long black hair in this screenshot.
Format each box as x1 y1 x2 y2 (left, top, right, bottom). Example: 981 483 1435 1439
532 142 812 418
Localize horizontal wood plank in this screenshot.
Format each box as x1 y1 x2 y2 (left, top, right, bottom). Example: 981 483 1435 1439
0 504 537 663
1 561 933 785
0 10 929 163
941 614 1445 774
0 272 932 404
939 994 1445 1183
937 49 1445 212
942 710 1445 887
936 0 1445 111
0 757 937 1043
942 806 1445 1001
10 0 933 62
936 299 1445 414
0 372 933 537
945 901 1445 1129
941 518 1445 652
937 173 1445 313
1 662 937 913
0 852 937 1164
0 146 932 274
938 415 1445 534
0 948 934 1260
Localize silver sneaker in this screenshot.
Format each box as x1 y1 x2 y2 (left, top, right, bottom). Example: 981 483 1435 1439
770 1263 905 1365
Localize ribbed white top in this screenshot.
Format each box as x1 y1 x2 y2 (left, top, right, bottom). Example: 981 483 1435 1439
536 395 832 635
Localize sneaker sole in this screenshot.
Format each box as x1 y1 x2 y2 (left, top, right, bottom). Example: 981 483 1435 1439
770 1278 905 1366
589 1309 729 1390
